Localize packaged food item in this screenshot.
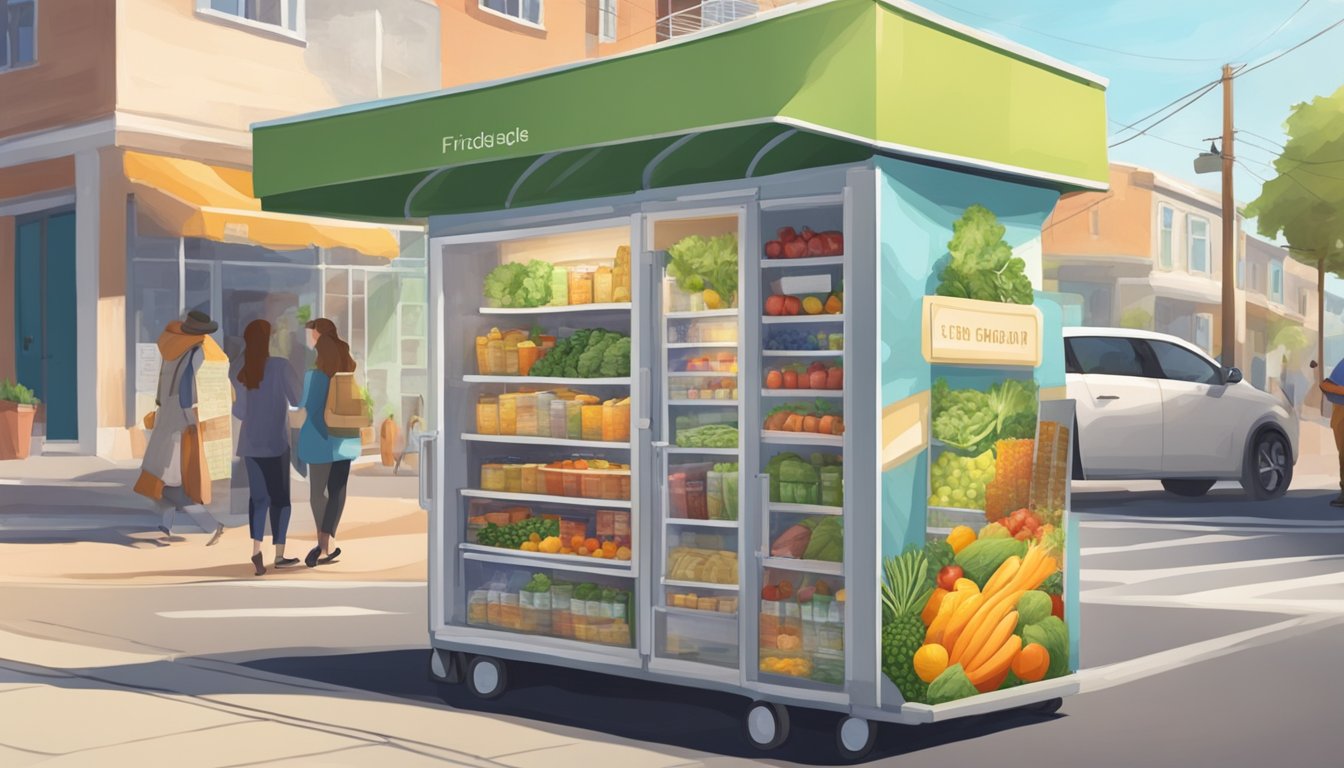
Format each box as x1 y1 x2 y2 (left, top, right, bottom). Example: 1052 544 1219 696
503 336 519 376
475 396 499 435
486 335 505 375
475 336 489 376
549 267 569 306
542 465 565 496
668 472 689 518
613 245 632 303
601 398 630 442
499 593 521 630
515 393 538 437
467 589 489 626
721 466 739 520
820 465 843 507
549 399 568 441
480 463 506 491
550 583 574 637
534 392 555 437
594 266 614 304
486 586 503 626
685 477 707 520
566 399 583 440
568 267 595 305
521 464 542 495
498 393 518 435
581 404 604 442
503 464 524 493
517 341 542 376
580 472 603 499
706 470 724 520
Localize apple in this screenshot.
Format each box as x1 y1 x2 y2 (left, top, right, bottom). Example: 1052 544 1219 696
764 240 783 258
783 296 802 315
764 295 786 316
777 227 798 243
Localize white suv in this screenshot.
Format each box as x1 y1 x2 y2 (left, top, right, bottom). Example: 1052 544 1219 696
1064 328 1298 499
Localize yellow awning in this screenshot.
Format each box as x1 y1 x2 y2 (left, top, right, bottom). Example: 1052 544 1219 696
123 151 402 259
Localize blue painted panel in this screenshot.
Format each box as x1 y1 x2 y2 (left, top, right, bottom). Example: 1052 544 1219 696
45 212 78 440
14 220 42 397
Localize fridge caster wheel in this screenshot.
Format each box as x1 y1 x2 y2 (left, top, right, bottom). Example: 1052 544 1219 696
836 716 876 760
466 656 508 700
429 649 463 684
744 700 789 750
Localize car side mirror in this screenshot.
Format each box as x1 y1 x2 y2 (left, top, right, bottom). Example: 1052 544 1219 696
1223 367 1243 385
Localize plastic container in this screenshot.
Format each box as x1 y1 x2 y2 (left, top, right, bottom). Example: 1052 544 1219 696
480 463 506 492
721 468 739 520
820 466 843 507
534 393 555 437
517 344 542 376
549 400 568 441
542 466 566 497
503 337 520 375
601 399 630 442
706 470 724 520
475 396 499 435
594 266 614 304
549 267 569 306
580 472 604 499
499 593 521 631
467 589 489 626
521 464 543 495
498 394 518 435
486 587 503 626
486 337 505 375
568 267 595 305
581 405 604 442
475 337 489 375
550 584 574 638
514 394 538 437
503 464 524 493
566 400 583 440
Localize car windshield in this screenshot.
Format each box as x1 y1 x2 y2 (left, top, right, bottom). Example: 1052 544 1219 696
1067 337 1145 377
1148 340 1222 385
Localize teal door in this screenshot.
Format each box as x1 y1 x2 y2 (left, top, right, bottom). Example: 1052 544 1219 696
14 210 78 441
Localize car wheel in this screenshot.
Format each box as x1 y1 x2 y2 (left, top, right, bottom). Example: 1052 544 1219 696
1161 479 1216 497
1241 430 1292 500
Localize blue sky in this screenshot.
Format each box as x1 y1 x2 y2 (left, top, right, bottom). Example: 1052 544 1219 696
917 0 1342 232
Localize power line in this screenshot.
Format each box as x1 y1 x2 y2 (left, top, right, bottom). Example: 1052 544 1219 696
921 0 1237 62
1106 120 1204 152
1227 0 1313 63
1236 159 1271 183
1110 79 1221 138
1239 129 1285 149
1235 15 1344 77
1109 80 1221 149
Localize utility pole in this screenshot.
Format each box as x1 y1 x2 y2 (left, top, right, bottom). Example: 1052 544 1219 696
1220 63 1237 369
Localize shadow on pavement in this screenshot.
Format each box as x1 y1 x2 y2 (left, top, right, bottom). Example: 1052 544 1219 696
1073 487 1343 523
243 650 1063 765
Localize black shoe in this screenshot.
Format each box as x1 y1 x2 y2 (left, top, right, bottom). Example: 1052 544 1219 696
1331 495 1344 508
318 547 342 564
275 556 300 568
157 525 171 536
305 546 321 568
206 525 224 547
251 553 266 576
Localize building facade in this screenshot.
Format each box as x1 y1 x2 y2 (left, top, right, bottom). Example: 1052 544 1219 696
1 0 441 458
1042 162 1321 412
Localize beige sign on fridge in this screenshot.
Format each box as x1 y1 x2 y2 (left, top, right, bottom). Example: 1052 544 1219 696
921 295 1043 367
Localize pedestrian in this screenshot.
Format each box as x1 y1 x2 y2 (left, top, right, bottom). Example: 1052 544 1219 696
297 318 362 567
234 319 302 575
1319 360 1344 507
134 310 226 544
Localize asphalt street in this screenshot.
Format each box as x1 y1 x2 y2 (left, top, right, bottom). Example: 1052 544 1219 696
3 485 1344 766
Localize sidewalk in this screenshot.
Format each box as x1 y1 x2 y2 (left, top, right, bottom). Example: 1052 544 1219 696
0 628 723 768
0 454 428 585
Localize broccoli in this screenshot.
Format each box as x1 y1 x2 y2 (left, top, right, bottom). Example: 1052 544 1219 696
600 338 631 377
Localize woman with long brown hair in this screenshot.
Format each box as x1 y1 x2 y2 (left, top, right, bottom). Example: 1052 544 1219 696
233 319 301 575
297 318 361 567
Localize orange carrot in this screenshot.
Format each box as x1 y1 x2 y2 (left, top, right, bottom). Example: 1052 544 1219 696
783 413 805 432
802 415 820 433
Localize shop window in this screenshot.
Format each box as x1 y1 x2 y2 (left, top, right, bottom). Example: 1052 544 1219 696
1270 261 1283 303
480 0 543 27
198 0 303 38
599 0 617 41
1194 313 1213 353
1158 205 1173 270
1187 214 1209 274
0 0 36 70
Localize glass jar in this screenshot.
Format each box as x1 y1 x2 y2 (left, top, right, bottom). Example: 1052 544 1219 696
594 266 614 304
568 267 595 305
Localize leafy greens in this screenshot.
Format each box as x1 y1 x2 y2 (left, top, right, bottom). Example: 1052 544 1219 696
666 233 738 298
935 205 1033 305
483 260 554 308
931 377 1038 455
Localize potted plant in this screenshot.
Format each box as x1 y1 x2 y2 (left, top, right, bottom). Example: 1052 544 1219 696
0 379 39 460
380 407 399 466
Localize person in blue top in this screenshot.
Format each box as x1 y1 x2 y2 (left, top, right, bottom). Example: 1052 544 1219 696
1319 359 1344 507
233 319 302 575
298 318 361 567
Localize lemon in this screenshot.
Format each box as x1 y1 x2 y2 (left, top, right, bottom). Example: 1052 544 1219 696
802 296 823 315
703 289 722 309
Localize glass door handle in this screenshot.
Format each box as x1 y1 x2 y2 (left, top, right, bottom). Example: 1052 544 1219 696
638 367 652 429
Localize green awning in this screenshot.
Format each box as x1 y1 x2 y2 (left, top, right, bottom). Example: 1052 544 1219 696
252 0 1109 220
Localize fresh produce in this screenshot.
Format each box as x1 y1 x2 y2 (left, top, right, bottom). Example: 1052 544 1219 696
764 227 844 258
935 205 1033 305
762 401 844 435
766 329 842 351
666 233 738 301
1000 507 1051 542
769 516 842 561
760 656 812 677
483 260 555 308
923 538 955 592
1011 643 1050 683
523 572 552 593
953 537 1029 588
881 547 934 704
477 516 560 549
936 565 963 591
927 449 995 511
1030 420 1071 526
766 452 842 506
674 424 739 448
947 526 976 554
526 329 630 378
984 438 1034 521
913 643 950 683
921 588 949 625
1022 616 1068 679
764 293 842 316
763 363 843 391
1015 591 1053 627
926 663 978 704
931 378 1038 456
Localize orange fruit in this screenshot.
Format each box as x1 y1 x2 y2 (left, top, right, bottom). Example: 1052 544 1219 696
574 459 589 470
591 549 606 559
602 541 618 556
577 546 590 556
570 535 586 550
529 532 541 544
560 547 574 555
615 546 632 561
585 538 600 552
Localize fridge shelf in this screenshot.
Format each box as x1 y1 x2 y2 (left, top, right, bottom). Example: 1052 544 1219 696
667 341 739 349
463 375 631 386
667 371 737 378
666 447 739 456
460 488 632 509
769 503 843 516
662 578 740 591
665 517 739 528
461 546 635 576
761 431 844 447
667 399 739 407
759 256 845 269
762 557 844 576
761 389 842 398
762 350 843 357
665 309 739 320
479 302 632 315
460 433 631 450
762 315 846 325
656 605 738 621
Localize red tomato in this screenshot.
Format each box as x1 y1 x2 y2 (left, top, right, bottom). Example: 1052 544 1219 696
826 366 843 390
765 369 784 389
807 361 826 374
936 565 963 591
783 240 808 259
1051 594 1064 619
764 295 786 316
782 370 799 389
808 369 828 389
764 240 783 258
784 296 802 315
777 227 798 243
800 226 815 241
808 237 828 256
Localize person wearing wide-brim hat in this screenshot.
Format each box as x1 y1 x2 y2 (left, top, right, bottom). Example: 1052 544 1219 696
134 310 227 543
